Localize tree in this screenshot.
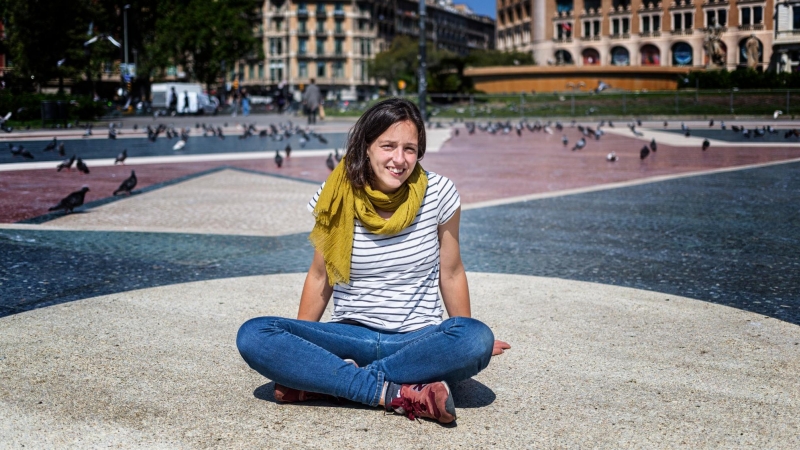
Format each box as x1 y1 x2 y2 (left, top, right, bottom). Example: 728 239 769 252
369 35 454 94
148 0 263 90
2 0 95 92
465 49 535 68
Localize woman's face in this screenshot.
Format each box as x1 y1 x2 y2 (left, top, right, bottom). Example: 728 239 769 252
366 120 419 194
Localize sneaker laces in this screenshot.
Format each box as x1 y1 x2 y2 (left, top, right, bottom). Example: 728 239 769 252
388 384 429 422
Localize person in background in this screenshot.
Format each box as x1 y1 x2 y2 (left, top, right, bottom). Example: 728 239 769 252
302 78 322 125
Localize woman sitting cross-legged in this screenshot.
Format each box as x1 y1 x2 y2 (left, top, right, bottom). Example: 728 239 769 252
236 98 510 424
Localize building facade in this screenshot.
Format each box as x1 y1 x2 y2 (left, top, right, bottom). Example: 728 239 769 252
774 0 800 72
246 0 494 101
497 0 774 71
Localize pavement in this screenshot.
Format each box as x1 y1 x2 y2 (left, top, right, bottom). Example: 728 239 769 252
1 115 799 448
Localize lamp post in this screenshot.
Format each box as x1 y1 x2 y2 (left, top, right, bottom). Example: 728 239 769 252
123 5 130 65
566 81 585 116
418 0 427 121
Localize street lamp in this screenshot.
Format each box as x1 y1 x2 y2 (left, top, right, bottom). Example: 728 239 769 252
123 4 131 66
566 81 585 116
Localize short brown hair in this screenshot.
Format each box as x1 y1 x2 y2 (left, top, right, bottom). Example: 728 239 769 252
345 98 426 189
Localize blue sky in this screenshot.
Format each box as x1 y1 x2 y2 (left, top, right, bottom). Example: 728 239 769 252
458 0 496 19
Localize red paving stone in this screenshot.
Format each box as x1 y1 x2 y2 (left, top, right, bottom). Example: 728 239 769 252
2 128 800 223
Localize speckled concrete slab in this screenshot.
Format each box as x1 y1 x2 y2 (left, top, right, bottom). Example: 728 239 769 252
2 273 798 448
41 169 318 236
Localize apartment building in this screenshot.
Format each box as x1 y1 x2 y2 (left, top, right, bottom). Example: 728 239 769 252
774 1 800 71
246 0 494 101
497 0 774 70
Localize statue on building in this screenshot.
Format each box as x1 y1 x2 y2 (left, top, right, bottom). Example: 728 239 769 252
703 19 726 68
745 34 760 69
780 52 792 74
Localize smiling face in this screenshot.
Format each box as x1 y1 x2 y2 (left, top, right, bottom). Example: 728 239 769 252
366 120 419 194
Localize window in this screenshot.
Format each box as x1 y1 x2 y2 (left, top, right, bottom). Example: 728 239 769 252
611 17 630 35
298 2 307 13
298 38 308 55
556 0 573 14
335 38 344 55
555 21 573 39
705 9 727 27
640 14 662 32
299 61 308 78
270 38 283 55
273 19 283 31
582 20 600 37
740 6 763 26
794 6 800 29
258 64 264 79
335 20 344 33
299 20 307 33
317 61 326 77
317 20 325 33
333 61 344 78
316 38 325 55
673 12 693 30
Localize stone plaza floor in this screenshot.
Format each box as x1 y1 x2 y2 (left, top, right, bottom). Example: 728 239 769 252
1 115 799 448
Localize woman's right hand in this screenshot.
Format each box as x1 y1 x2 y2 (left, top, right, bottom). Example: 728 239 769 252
492 339 511 356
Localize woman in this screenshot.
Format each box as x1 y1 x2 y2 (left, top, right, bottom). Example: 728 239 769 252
237 98 509 424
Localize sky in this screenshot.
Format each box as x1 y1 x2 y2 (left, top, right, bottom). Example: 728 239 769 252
458 0 496 19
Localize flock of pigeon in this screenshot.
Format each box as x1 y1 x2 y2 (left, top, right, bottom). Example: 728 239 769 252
14 119 339 215
460 117 794 163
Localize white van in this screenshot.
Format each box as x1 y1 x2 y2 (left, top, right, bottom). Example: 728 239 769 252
151 83 218 115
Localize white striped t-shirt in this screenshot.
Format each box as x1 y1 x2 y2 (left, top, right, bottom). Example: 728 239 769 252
307 172 461 332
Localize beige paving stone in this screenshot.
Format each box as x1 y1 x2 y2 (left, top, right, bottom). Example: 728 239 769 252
42 169 319 236
1 273 798 448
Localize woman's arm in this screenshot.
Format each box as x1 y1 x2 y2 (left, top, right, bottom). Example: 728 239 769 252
438 207 471 318
439 207 511 356
297 249 333 321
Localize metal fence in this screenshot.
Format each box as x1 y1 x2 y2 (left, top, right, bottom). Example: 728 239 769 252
330 90 800 119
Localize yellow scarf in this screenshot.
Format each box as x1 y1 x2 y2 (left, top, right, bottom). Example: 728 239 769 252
309 158 428 286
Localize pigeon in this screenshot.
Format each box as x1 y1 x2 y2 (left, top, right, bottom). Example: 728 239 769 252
83 124 93 137
571 137 585 151
731 125 742 132
108 127 117 139
774 110 783 120
709 119 715 127
113 170 137 195
43 137 57 152
76 158 90 174
217 127 225 139
284 144 292 158
274 150 283 168
606 152 618 162
58 142 65 156
681 122 687 131
9 143 23 156
48 187 89 213
334 148 342 162
133 124 138 131
663 121 668 128
742 129 750 139
114 149 127 165
649 138 657 152
562 135 568 146
20 148 35 159
172 139 186 151
326 153 336 170
454 128 459 137
720 121 726 130
317 134 328 144
640 145 651 160
608 121 614 128
636 119 642 126
57 155 76 171
702 139 710 151
684 129 691 137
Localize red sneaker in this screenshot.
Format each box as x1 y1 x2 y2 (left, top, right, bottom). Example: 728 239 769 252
388 381 456 424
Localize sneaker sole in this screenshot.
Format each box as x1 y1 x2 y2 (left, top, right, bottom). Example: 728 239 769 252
440 381 457 423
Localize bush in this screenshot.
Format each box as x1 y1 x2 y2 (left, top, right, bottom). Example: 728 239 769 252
685 68 800 90
0 91 106 124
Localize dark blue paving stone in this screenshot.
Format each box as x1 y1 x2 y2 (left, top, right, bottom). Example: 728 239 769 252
1 132 348 165
461 161 800 324
661 128 794 143
0 230 314 317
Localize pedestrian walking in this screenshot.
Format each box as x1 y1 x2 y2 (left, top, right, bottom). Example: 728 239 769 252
302 78 322 125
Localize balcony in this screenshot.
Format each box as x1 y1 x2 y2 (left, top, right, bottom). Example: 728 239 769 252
297 28 309 36
639 1 663 9
581 8 602 16
334 9 345 18
670 0 694 7
580 35 602 41
739 23 765 31
610 33 631 39
670 28 694 35
316 8 327 18
552 37 573 43
639 30 662 37
334 28 347 37
297 8 308 17
316 28 328 37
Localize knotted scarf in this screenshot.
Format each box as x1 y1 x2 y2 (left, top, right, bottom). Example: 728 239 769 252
309 157 428 286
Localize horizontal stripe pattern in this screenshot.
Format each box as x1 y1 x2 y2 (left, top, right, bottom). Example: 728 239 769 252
308 172 460 331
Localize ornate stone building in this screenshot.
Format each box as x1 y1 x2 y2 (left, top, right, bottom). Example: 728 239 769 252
496 0 774 70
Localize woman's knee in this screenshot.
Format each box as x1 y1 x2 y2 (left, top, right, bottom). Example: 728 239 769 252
236 316 281 358
442 317 495 360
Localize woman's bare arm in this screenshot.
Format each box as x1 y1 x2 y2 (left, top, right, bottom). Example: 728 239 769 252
297 249 333 321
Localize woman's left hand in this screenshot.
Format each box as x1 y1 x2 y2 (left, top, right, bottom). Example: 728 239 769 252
492 339 511 356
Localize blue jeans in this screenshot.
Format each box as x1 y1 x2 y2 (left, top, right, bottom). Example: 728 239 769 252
236 316 494 407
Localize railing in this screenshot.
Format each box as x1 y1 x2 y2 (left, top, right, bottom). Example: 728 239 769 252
580 35 602 41
297 8 308 16
552 37 574 43
739 23 765 31
610 33 631 39
671 29 694 35
640 31 662 37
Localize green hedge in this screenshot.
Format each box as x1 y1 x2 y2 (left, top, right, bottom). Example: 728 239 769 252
0 92 106 124
684 69 800 90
